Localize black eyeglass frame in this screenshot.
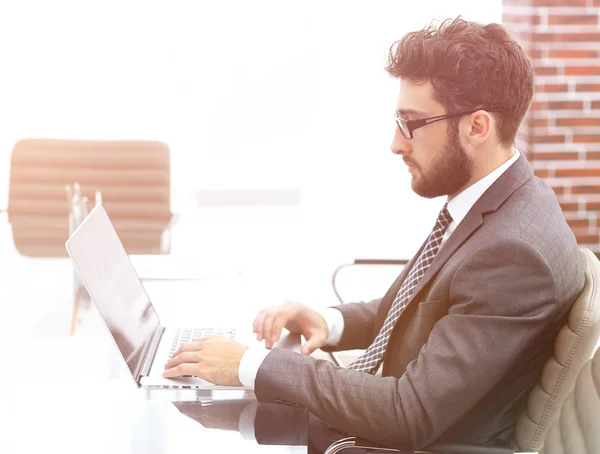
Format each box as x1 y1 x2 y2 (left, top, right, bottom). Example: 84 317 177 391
394 104 506 140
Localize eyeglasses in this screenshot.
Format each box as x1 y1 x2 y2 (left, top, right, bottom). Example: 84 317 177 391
394 104 506 140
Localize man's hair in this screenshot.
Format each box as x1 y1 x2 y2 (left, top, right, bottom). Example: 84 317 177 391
386 17 534 147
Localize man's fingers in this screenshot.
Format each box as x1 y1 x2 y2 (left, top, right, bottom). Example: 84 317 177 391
269 314 287 343
254 303 298 344
264 312 289 348
261 312 276 343
163 363 198 378
301 334 326 356
170 341 204 359
301 341 315 355
253 310 265 336
256 311 272 341
164 351 202 369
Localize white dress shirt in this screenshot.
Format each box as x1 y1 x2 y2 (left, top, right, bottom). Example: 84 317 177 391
238 149 521 389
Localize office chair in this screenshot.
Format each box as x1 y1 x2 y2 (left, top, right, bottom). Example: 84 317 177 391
539 342 600 454
7 138 175 257
325 247 600 454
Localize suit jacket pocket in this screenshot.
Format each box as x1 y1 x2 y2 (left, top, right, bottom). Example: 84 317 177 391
386 299 446 376
416 299 446 317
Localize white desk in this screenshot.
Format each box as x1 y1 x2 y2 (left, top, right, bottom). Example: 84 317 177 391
0 255 310 454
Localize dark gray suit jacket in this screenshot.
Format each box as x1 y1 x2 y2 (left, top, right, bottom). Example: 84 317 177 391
254 153 586 450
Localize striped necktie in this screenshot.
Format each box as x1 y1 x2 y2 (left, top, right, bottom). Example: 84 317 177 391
348 203 452 374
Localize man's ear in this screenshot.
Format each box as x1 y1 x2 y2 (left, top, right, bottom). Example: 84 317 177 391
464 110 493 146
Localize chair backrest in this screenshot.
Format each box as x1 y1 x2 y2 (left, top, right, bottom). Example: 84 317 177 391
539 346 600 454
515 247 600 452
8 138 172 256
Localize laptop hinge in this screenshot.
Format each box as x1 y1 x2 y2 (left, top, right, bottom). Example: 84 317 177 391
136 325 165 386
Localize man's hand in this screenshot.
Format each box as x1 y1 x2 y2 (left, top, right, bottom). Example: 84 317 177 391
163 336 248 386
253 301 328 355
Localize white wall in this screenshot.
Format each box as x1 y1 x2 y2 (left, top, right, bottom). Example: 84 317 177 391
0 1 502 303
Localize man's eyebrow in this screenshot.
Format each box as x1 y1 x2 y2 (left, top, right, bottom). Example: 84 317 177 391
396 108 428 118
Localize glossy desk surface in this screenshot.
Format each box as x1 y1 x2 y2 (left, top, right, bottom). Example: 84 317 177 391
0 211 359 454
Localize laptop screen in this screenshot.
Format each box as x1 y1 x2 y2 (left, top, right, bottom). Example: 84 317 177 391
65 204 160 382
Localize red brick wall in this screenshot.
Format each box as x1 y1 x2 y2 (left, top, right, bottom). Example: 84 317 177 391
503 0 600 252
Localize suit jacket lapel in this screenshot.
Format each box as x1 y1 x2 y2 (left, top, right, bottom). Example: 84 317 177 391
376 242 426 320
386 152 534 314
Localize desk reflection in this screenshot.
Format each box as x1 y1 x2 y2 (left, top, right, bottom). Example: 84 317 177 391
174 399 356 454
173 399 455 454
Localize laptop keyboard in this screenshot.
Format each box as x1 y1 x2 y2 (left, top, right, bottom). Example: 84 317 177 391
169 327 236 358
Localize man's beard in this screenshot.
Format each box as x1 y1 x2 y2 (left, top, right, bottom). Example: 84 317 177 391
411 124 473 199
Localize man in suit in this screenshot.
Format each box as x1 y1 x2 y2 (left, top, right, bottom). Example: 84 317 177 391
163 17 585 450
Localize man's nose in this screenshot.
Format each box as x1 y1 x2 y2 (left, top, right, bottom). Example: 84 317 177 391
391 126 411 155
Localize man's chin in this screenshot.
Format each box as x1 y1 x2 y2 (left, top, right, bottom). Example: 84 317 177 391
412 181 442 199
411 179 429 198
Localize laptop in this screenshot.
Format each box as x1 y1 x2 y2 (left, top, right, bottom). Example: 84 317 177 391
65 203 300 390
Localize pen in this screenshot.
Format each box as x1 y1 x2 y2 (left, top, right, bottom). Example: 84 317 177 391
81 196 89 220
72 183 82 226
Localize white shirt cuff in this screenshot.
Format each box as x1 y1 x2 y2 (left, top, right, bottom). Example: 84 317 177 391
238 347 271 389
238 401 259 440
319 308 345 347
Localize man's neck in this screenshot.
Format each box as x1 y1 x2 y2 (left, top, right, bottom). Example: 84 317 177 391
475 145 516 181
449 146 516 200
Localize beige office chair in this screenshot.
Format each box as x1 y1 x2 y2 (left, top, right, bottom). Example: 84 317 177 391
514 247 600 452
8 138 175 256
539 346 600 454
325 247 600 454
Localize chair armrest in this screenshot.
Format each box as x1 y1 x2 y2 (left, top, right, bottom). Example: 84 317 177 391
325 437 515 454
332 259 409 304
